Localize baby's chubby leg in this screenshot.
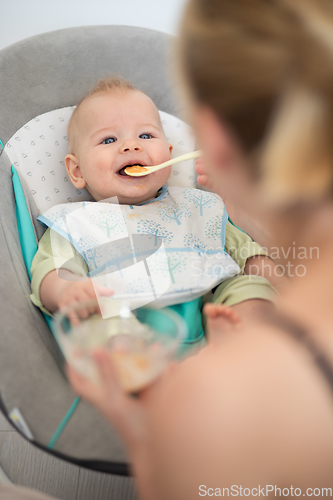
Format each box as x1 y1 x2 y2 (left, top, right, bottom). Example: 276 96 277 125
204 299 274 342
204 302 241 340
203 273 277 342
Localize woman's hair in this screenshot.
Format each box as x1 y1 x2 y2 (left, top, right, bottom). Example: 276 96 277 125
178 0 333 205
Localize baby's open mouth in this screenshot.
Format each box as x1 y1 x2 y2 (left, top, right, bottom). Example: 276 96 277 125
118 164 145 176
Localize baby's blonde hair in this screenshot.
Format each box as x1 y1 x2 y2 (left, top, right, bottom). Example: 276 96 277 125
178 0 333 206
68 75 136 153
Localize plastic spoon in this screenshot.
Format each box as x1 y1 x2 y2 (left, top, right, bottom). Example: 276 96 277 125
124 150 202 177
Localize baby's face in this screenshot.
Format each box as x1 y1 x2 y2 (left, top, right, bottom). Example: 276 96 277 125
65 89 172 204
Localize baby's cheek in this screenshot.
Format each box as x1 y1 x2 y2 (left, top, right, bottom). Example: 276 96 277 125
158 165 172 185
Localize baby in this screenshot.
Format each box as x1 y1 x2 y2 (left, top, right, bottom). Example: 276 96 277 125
30 76 281 344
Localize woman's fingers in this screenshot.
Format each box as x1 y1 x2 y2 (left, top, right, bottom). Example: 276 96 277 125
67 361 116 417
197 174 209 187
195 159 206 175
67 353 148 448
66 364 102 405
67 350 125 414
195 159 214 189
93 349 121 390
91 350 131 421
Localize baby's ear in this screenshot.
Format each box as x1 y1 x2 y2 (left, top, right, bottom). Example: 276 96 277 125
168 143 173 155
65 154 87 189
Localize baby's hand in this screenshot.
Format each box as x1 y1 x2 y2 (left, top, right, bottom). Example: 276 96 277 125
57 279 113 324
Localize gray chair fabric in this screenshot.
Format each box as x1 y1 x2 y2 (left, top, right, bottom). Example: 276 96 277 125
0 25 181 471
0 485 57 500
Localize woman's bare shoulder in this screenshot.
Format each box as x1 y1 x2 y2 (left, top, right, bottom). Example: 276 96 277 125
147 323 333 488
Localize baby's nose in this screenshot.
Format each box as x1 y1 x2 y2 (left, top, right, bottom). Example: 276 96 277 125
121 139 143 153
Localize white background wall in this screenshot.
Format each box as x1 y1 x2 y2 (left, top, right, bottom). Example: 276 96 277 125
1 0 188 50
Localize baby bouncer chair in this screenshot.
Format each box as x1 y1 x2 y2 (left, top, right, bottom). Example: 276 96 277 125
0 24 197 478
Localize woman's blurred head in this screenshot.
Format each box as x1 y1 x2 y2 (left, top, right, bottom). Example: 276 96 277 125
177 0 333 208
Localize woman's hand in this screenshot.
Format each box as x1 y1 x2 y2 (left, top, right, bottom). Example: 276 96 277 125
195 157 213 191
67 349 149 450
67 350 161 500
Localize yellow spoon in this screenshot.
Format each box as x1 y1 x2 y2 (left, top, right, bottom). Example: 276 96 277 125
124 150 202 177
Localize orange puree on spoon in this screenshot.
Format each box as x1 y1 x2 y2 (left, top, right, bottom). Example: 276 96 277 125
126 165 148 174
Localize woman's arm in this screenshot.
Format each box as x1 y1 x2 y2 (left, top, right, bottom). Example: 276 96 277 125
67 324 329 499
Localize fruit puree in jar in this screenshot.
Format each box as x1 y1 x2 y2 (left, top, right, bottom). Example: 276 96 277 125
109 348 167 393
67 313 169 393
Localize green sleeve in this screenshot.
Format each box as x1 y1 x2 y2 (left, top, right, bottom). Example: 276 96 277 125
225 221 269 274
204 275 277 308
30 228 88 315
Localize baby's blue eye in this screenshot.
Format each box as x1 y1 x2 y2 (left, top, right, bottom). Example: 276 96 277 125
140 133 152 139
102 137 116 144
